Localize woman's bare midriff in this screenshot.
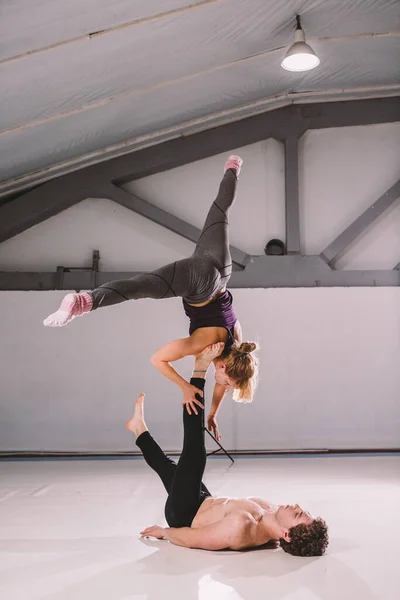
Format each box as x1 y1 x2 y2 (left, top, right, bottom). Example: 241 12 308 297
191 496 273 529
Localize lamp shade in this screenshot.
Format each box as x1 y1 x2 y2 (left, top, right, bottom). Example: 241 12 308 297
281 27 320 72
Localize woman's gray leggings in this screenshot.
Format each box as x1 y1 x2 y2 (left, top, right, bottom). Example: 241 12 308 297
90 169 238 308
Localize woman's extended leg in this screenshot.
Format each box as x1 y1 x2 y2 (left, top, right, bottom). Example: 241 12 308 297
43 253 215 326
43 155 242 327
193 155 243 289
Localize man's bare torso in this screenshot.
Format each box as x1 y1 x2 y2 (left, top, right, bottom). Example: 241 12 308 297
191 496 277 550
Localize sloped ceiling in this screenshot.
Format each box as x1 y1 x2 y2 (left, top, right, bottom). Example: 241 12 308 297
1 0 399 194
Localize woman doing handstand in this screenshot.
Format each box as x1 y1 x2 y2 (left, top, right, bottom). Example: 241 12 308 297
44 156 259 436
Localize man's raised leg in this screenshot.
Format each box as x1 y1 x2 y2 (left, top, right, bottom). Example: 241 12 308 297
126 393 177 494
165 344 223 526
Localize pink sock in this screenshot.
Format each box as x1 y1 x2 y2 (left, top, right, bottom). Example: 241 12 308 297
224 155 243 177
43 292 93 327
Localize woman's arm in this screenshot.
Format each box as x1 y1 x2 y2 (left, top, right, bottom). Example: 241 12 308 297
209 383 227 415
207 383 227 440
150 329 218 410
150 336 204 389
234 319 243 344
206 320 242 438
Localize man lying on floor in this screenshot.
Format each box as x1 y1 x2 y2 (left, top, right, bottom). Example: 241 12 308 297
126 343 328 556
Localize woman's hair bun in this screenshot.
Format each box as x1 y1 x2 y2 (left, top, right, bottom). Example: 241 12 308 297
238 341 258 354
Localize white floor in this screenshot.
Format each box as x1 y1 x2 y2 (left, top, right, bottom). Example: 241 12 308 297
0 454 399 600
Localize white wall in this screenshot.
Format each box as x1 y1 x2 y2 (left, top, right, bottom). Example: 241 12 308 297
300 122 400 268
0 126 399 452
0 288 399 452
0 139 286 270
0 129 399 271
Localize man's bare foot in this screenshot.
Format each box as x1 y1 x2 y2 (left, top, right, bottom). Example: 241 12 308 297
194 342 225 372
125 393 148 438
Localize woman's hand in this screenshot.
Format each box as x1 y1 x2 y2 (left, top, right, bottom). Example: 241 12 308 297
140 525 166 539
207 413 221 441
182 382 204 415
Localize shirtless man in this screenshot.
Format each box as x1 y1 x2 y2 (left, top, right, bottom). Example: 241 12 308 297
126 344 328 557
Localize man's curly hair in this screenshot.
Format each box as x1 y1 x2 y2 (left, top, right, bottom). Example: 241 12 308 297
279 518 329 557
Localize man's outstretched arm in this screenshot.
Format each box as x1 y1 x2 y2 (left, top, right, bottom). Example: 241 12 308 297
141 512 250 551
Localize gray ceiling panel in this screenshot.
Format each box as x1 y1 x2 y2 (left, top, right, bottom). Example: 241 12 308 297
1 0 399 191
3 0 399 63
1 35 399 184
0 0 194 61
1 3 291 131
0 65 285 181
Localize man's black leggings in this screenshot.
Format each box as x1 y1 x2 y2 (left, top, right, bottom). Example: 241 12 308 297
89 170 237 308
135 377 212 528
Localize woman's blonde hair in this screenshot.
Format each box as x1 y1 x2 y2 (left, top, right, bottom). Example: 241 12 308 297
222 341 259 403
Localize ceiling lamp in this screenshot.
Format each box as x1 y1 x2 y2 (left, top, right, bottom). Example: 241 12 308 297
281 15 320 72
